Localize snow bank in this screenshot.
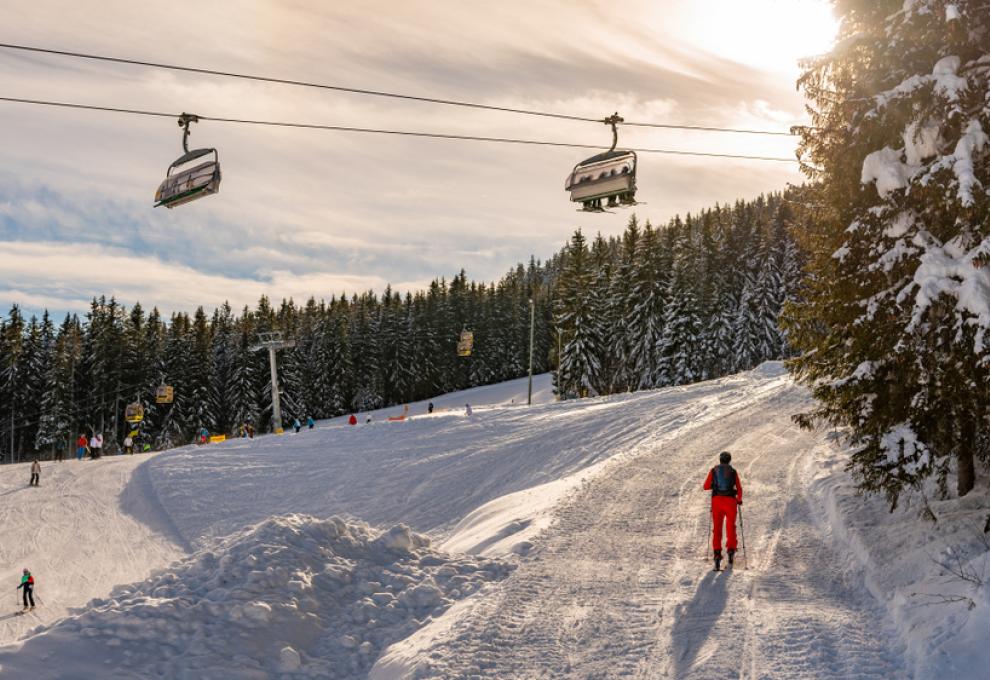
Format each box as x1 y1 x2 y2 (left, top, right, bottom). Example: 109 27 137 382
0 514 512 679
809 441 990 678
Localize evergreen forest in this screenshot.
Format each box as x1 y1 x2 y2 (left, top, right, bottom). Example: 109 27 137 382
0 191 803 460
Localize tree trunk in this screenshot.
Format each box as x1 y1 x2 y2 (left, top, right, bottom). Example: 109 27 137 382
957 415 976 497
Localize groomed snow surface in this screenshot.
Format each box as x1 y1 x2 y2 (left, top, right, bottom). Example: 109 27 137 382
0 367 986 678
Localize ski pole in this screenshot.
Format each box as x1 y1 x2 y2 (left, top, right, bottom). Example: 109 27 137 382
738 504 748 569
703 504 712 560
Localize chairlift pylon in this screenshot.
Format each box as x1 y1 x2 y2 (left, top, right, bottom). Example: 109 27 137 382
565 112 640 212
154 113 221 208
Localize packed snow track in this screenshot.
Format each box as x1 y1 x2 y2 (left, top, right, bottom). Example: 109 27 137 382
376 379 907 679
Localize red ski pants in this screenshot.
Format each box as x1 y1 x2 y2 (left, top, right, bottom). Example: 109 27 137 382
711 496 738 552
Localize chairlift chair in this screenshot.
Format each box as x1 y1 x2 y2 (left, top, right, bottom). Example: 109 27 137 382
154 113 221 209
124 402 145 424
565 113 639 212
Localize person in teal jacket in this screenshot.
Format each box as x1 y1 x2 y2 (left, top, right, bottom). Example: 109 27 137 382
16 568 35 611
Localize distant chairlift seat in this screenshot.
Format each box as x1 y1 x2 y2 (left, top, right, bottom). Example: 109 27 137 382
565 149 637 212
154 148 221 209
124 402 145 424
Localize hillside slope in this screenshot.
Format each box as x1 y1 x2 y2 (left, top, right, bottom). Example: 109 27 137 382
2 365 983 678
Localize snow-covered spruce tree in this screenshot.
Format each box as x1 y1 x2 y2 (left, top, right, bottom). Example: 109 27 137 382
36 314 81 456
627 222 667 390
589 234 617 395
786 0 990 504
157 312 194 448
225 320 259 430
607 216 641 392
555 229 603 397
660 217 703 386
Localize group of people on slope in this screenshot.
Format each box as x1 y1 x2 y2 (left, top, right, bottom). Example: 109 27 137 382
75 432 103 460
72 431 146 460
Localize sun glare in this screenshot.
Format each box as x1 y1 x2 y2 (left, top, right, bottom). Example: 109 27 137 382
677 0 839 74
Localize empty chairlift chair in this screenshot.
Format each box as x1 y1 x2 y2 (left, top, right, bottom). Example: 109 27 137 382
154 113 221 209
565 112 639 212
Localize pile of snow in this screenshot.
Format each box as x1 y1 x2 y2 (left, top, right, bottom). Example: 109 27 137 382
0 514 512 679
809 441 990 677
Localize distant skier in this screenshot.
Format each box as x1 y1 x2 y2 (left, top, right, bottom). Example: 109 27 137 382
307 416 315 430
123 435 134 455
16 569 35 612
246 423 255 439
29 459 40 487
348 414 358 426
76 433 88 461
704 451 743 571
464 403 473 416
427 402 434 414
293 418 301 433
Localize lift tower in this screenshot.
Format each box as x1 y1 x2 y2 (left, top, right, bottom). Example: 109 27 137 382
251 331 295 434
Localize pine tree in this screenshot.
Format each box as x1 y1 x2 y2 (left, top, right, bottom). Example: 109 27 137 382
555 230 603 397
786 0 990 505
36 314 81 457
627 222 666 389
659 218 702 386
608 217 641 392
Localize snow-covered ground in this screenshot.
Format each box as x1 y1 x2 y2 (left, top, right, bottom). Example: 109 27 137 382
0 366 985 678
0 454 185 645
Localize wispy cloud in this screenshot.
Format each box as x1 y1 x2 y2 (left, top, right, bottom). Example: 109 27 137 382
0 0 829 316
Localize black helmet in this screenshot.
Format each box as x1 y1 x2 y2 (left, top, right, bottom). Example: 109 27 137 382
719 451 731 464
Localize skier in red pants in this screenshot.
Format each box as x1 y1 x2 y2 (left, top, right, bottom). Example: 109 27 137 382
703 451 743 570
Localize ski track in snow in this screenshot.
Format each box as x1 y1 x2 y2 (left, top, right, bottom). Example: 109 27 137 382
396 383 908 679
0 455 184 646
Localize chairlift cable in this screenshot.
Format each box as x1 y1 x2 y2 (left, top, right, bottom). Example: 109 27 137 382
0 42 797 137
0 96 799 163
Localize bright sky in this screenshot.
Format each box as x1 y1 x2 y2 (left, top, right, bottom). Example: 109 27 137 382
0 0 838 317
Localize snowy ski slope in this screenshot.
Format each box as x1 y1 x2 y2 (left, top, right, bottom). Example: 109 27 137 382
0 366 984 678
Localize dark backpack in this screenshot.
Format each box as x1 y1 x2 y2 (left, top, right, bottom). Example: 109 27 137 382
711 464 737 498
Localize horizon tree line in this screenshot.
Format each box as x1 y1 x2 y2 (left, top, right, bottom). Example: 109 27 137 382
0 190 804 462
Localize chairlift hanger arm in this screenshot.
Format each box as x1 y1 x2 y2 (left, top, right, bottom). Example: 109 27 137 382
603 112 624 152
178 113 200 153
